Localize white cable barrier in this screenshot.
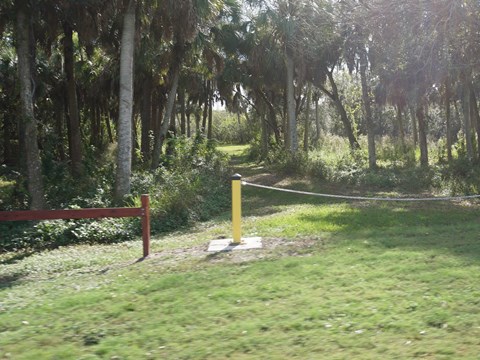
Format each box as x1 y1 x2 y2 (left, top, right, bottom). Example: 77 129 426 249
242 181 480 202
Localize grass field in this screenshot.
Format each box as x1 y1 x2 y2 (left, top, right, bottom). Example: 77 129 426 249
2 145 480 359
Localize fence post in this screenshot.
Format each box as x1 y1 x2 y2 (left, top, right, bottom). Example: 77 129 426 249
232 174 242 244
141 194 150 257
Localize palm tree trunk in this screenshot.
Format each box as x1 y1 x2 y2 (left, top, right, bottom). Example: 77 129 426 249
201 80 210 133
207 91 213 140
444 80 452 161
54 97 65 161
322 71 359 150
396 106 406 152
469 86 480 160
151 66 179 169
179 88 186 136
141 78 152 161
257 89 281 144
195 110 201 134
187 113 191 137
261 115 268 158
165 102 176 158
409 106 418 148
303 84 311 152
3 114 14 165
416 104 429 167
460 72 474 160
285 52 297 152
359 48 376 168
105 105 114 143
314 98 321 146
63 21 83 176
16 2 45 209
115 0 136 201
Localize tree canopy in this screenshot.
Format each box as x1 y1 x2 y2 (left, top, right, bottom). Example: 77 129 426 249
2 0 480 208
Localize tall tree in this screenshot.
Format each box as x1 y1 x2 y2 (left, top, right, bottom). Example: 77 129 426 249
15 0 45 209
115 0 136 201
63 21 83 176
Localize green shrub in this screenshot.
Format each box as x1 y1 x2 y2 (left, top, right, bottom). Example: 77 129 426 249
131 136 230 233
212 111 255 144
250 135 463 194
1 136 230 253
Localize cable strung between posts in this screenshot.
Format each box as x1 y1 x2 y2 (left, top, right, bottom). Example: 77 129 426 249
242 181 480 202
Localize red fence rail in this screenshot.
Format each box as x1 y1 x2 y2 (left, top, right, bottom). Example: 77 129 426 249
0 194 151 257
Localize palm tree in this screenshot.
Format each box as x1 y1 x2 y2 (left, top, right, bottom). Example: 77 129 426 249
151 0 198 169
115 0 136 201
341 0 376 167
15 0 45 209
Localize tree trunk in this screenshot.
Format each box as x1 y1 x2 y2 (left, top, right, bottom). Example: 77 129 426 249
141 78 152 161
132 107 139 162
98 106 104 148
16 2 45 209
322 71 360 150
2 115 12 165
151 66 179 169
257 89 281 144
186 100 192 138
469 86 480 160
303 84 311 152
444 80 452 162
261 114 268 158
459 71 474 160
453 100 461 144
462 86 474 160
186 106 191 138
416 104 429 167
396 106 406 151
314 97 321 146
179 88 186 136
201 80 210 133
165 102 176 158
207 91 213 140
90 102 100 148
54 97 65 161
237 112 244 144
105 105 114 143
359 48 376 168
114 0 136 201
195 110 201 134
409 106 418 148
63 21 83 176
285 52 297 152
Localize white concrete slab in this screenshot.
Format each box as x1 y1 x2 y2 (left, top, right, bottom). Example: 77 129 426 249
207 237 263 252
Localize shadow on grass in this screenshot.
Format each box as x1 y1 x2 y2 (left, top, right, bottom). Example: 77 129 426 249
0 251 35 266
241 182 337 217
302 204 480 261
0 272 25 289
239 179 480 262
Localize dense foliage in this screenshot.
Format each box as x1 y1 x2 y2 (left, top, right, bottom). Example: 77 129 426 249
0 136 230 252
2 1 480 251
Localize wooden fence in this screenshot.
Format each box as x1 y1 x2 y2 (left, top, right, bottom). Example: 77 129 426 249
0 194 151 257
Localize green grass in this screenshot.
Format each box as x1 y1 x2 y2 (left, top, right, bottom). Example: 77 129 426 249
217 144 249 157
3 150 480 359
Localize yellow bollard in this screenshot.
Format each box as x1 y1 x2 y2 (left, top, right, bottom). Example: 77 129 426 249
231 174 242 244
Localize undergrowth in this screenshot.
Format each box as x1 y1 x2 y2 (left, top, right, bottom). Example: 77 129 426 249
0 136 230 252
249 135 480 194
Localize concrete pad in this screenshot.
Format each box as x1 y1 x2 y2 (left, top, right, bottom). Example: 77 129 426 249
207 237 263 252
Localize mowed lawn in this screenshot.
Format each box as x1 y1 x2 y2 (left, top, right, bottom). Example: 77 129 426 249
2 150 480 359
